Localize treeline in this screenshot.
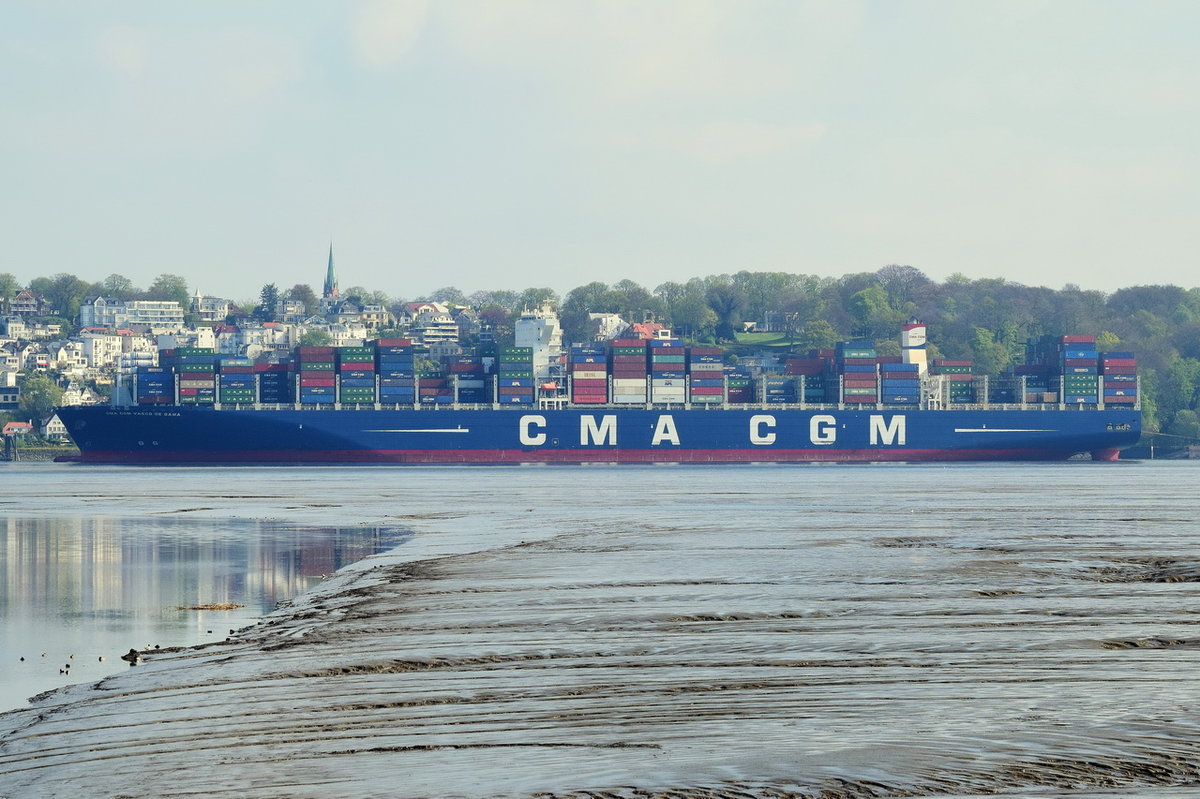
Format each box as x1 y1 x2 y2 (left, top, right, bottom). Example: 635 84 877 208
4 266 1200 440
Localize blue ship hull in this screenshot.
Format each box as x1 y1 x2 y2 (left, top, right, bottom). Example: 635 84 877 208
56 404 1142 464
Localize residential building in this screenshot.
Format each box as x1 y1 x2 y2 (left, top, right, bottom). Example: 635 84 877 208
10 290 48 317
191 292 231 323
80 297 185 332
0 386 18 411
41 413 69 442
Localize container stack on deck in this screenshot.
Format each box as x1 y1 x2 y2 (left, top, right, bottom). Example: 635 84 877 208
497 347 535 404
125 326 1138 413
930 359 975 403
1058 335 1099 404
726 369 754 403
297 346 336 405
837 340 878 405
218 357 255 405
687 347 724 404
449 357 486 403
338 345 377 405
134 365 173 405
170 347 217 406
786 356 826 404
257 362 294 404
377 339 415 406
648 339 686 404
609 339 648 405
880 362 921 405
569 344 608 404
1101 351 1138 405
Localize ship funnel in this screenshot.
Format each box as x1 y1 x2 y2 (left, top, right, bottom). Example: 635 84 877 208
901 319 928 376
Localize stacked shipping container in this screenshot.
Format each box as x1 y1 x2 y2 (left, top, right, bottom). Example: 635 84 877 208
1101 351 1138 405
497 347 535 404
930 359 975 403
170 347 217 406
377 339 415 405
836 340 878 405
569 345 608 404
688 347 724 404
648 339 686 404
218 356 255 405
297 346 336 405
609 339 648 404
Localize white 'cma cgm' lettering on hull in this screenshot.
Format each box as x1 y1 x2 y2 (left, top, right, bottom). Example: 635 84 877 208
519 414 908 448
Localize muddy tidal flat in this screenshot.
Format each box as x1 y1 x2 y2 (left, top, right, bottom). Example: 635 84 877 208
2 461 1200 798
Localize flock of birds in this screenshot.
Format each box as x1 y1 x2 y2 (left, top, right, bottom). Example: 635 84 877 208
17 628 239 674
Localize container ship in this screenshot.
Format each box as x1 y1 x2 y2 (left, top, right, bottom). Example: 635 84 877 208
55 326 1141 464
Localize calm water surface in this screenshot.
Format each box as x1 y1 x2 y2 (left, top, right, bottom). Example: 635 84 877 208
1 459 1198 797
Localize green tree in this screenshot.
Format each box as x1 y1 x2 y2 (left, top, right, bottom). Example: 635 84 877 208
101 273 137 299
848 284 904 338
285 284 319 315
517 287 559 311
299 329 332 346
256 283 279 322
706 283 745 343
18 373 64 423
0 273 20 313
146 274 190 307
29 273 90 323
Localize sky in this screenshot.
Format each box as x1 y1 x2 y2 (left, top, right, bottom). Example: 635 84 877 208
3 0 1198 302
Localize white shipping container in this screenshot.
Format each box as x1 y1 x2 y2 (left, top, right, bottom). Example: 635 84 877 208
571 370 607 380
612 378 647 388
687 362 724 371
650 378 685 387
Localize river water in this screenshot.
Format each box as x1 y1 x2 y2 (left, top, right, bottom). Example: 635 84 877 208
1 460 1199 797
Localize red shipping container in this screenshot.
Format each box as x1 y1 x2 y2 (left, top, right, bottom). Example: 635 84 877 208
1101 358 1137 367
689 386 724 395
1104 395 1137 404
1063 358 1097 367
840 357 877 366
572 378 608 387
933 359 973 367
220 366 255 374
1060 335 1096 344
375 338 412 347
843 394 877 403
449 363 482 373
297 346 335 356
786 359 824 375
1101 366 1137 375
689 347 723 356
420 379 447 388
255 362 291 372
498 386 533 396
842 379 877 388
611 355 646 364
339 361 375 370
300 377 336 387
178 388 197 396
608 339 645 347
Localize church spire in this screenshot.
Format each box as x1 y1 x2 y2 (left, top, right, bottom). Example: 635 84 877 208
323 243 339 299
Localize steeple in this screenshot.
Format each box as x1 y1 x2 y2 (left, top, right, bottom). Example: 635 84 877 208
323 243 339 299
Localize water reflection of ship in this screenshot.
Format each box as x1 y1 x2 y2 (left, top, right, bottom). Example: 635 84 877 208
0 518 410 620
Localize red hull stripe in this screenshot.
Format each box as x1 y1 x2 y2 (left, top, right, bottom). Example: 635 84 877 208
80 447 1079 464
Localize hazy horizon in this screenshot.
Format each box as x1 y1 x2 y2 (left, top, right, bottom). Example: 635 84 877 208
5 1 1197 299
